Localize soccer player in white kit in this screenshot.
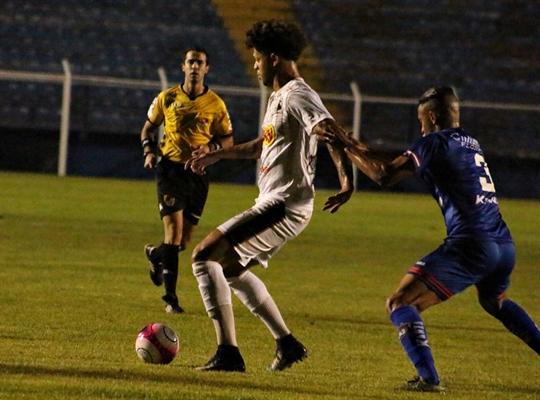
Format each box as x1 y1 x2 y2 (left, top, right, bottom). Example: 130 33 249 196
186 19 354 372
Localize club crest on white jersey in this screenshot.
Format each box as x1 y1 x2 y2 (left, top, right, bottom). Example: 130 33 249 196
263 125 276 147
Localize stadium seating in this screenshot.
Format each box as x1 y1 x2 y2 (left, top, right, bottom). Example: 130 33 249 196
0 0 253 135
291 0 539 102
0 0 538 186
291 0 540 157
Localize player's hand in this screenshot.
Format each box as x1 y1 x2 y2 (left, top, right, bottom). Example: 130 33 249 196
322 187 353 213
319 127 356 147
185 151 219 175
190 144 210 158
143 153 157 170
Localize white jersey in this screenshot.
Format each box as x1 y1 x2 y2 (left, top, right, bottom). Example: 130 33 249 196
257 78 332 206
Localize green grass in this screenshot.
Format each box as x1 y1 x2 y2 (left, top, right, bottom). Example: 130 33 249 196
0 171 538 399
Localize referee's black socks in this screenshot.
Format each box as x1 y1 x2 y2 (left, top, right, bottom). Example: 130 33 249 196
161 244 180 296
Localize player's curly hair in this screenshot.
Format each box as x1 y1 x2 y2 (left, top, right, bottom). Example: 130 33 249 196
245 19 307 61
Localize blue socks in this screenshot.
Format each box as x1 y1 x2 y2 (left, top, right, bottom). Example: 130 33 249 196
389 301 539 384
494 299 540 355
390 306 440 385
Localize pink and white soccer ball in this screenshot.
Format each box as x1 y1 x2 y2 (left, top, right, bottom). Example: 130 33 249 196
135 323 179 364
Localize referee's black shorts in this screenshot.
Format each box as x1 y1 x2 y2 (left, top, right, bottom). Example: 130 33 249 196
155 157 209 225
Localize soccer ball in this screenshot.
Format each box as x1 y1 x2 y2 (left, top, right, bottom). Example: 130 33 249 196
135 323 179 364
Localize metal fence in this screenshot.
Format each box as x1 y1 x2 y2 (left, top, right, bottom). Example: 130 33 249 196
1 62 539 183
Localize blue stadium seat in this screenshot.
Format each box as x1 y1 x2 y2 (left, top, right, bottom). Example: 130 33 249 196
1 0 537 175
291 0 539 157
0 0 251 137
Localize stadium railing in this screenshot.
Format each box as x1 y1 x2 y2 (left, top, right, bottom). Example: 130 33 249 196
1 61 539 184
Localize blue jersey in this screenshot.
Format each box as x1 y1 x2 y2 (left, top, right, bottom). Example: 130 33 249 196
405 127 512 242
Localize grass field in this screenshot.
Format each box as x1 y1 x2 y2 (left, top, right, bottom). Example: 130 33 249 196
0 171 538 399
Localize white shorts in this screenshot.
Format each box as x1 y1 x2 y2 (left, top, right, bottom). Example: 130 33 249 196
217 197 313 268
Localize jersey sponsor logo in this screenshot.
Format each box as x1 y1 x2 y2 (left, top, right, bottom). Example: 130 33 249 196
476 194 498 205
451 132 481 151
262 124 276 147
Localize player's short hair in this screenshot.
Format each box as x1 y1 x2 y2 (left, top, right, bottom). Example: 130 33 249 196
245 19 307 61
184 46 210 65
418 86 458 105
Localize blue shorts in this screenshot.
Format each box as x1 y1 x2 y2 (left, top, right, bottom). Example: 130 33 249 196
408 238 515 301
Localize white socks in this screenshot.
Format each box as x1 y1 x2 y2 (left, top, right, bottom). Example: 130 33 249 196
192 261 237 346
193 262 290 344
227 270 290 339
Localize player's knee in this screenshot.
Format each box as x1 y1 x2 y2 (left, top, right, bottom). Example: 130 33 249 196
191 242 209 263
386 297 397 315
478 296 501 317
386 292 406 314
180 232 194 251
191 231 225 263
191 241 225 264
192 260 208 277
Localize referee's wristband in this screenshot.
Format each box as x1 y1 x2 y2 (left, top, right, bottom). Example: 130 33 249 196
208 142 222 151
141 138 155 149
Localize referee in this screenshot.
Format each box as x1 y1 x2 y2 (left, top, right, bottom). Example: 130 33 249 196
140 46 233 314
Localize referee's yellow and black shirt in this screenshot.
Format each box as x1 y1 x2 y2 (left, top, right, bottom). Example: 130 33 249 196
147 85 233 163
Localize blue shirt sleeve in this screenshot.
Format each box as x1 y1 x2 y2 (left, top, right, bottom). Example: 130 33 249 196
405 133 444 172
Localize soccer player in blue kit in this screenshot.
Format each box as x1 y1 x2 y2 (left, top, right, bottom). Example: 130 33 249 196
324 86 540 392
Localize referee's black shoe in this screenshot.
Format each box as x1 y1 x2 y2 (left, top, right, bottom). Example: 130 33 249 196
267 334 307 371
196 345 246 372
162 294 185 314
145 244 163 286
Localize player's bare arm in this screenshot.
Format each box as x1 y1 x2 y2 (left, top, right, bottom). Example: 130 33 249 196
141 120 159 169
219 134 234 150
345 147 415 186
186 137 264 175
320 126 415 186
191 134 235 158
312 119 354 213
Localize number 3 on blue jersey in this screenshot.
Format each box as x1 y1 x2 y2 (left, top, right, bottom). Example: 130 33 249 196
475 153 495 193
